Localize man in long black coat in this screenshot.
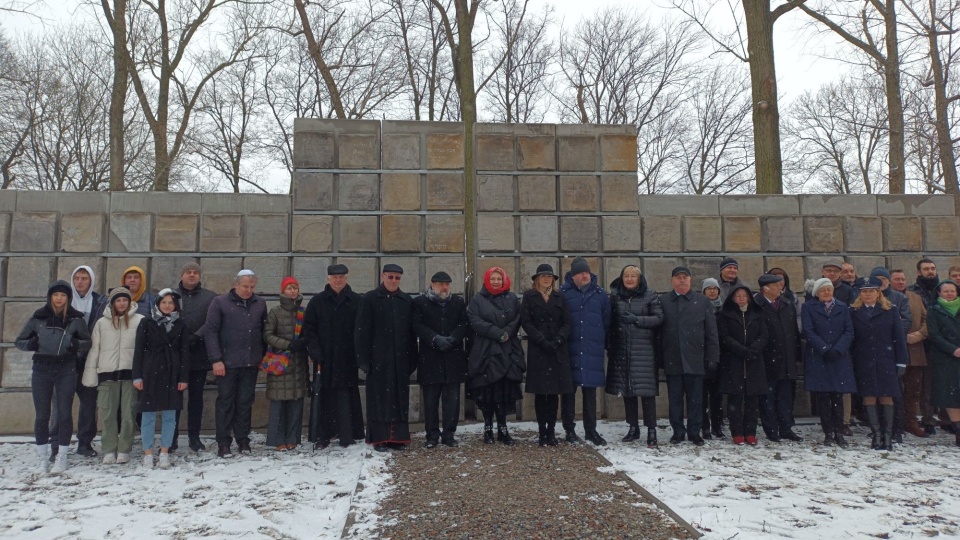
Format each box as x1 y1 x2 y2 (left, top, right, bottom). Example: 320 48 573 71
175 262 217 453
354 263 418 451
754 273 803 443
412 271 469 448
302 264 365 449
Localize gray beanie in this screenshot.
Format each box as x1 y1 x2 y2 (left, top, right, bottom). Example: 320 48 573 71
701 278 720 292
180 261 201 276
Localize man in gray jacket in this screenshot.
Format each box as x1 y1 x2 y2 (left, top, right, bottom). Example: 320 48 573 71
205 269 267 458
174 262 218 453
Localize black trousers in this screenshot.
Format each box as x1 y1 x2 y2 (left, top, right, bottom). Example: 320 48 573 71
534 394 559 429
727 393 760 437
173 369 208 442
561 386 597 434
815 392 844 435
667 374 704 437
623 396 657 428
702 376 724 432
33 360 76 447
422 382 461 441
49 364 98 448
759 379 796 436
215 366 258 446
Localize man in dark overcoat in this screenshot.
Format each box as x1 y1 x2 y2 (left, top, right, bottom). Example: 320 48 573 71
412 271 470 448
174 262 217 453
754 273 803 442
302 264 365 449
354 263 418 451
658 266 719 446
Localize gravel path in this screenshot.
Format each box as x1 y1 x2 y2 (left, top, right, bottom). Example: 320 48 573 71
372 428 694 539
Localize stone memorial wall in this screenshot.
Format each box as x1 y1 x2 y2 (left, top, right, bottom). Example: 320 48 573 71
0 118 957 434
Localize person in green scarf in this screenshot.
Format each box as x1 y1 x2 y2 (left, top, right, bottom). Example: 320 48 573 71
926 279 960 447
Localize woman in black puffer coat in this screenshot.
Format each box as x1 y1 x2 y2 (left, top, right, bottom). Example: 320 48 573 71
717 285 769 446
605 265 664 447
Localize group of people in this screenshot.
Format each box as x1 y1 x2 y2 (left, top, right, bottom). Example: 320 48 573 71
16 254 960 474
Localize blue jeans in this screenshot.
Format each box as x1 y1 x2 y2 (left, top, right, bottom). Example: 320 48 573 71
141 410 177 451
32 359 76 446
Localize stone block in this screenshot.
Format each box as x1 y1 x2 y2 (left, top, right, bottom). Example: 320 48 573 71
338 174 379 211
338 216 378 252
845 256 886 278
683 216 722 252
603 392 625 420
381 215 422 252
476 134 515 170
292 215 334 253
876 195 955 215
804 256 841 283
381 173 421 211
641 257 682 293
110 192 200 214
17 191 109 214
244 214 289 252
338 134 379 169
723 217 761 252
426 174 464 210
109 213 152 252
2 349 33 388
292 257 332 295
559 176 599 211
800 194 876 215
559 256 602 282
520 257 560 291
843 216 882 253
4 301 43 342
293 131 335 169
56 257 105 294
517 136 555 171
684 257 722 284
383 257 420 290
199 258 243 294
520 216 558 252
804 217 843 253
382 134 421 170
10 212 57 252
425 257 465 294
642 216 682 253
560 217 601 252
425 215 464 253
105 258 151 293
200 194 290 214
477 175 514 211
293 172 335 211
475 257 517 293
601 175 639 212
59 213 105 253
639 195 719 216
518 175 556 211
719 196 799 216
426 133 464 169
603 258 641 288
762 217 804 252
881 216 922 252
558 136 596 171
602 216 642 252
763 257 806 289
0 213 9 252
0 392 37 430
336 257 379 291
730 256 765 288
154 214 198 252
150 256 197 293
599 134 637 172
478 215 516 252
200 214 243 253
0 258 4 297
6 258 53 298
922 217 960 252
0 191 15 211
244 257 289 295
885 256 920 276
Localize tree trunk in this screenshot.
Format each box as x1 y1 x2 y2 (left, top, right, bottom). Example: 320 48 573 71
885 0 906 193
105 0 127 191
928 18 959 194
454 0 478 297
743 1 783 194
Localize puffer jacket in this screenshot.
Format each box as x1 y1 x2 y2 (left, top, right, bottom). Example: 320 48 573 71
605 272 664 398
466 288 525 388
82 304 144 387
263 295 308 401
560 272 611 388
16 306 91 363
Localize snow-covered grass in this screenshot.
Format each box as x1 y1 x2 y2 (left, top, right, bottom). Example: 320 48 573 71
0 433 391 540
595 420 960 540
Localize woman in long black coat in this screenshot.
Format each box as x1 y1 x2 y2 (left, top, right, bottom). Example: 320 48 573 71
605 265 664 447
717 285 768 445
521 264 572 447
467 266 525 445
927 279 960 447
133 288 190 468
849 277 909 451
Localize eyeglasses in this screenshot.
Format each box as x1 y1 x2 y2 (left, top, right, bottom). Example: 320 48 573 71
384 275 402 281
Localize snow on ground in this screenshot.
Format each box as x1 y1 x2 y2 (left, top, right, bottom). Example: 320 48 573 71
595 420 960 540
0 433 391 540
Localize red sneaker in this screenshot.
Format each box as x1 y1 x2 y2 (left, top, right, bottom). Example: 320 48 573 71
745 436 758 446
732 436 745 445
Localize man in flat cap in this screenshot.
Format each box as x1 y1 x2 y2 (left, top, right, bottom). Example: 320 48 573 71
822 260 858 305
658 266 719 446
755 273 803 442
355 264 418 451
718 258 745 301
412 271 470 448
302 263 365 449
174 261 217 452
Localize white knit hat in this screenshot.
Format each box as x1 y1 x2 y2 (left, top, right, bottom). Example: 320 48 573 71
811 277 834 297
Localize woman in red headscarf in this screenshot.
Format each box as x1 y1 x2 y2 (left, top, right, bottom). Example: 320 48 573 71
466 267 525 445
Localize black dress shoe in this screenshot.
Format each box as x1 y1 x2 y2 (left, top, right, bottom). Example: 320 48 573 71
689 434 705 446
546 431 559 446
314 440 330 451
834 433 849 448
389 443 407 451
425 439 438 449
483 428 495 444
217 444 234 458
441 438 459 448
924 425 937 436
840 424 853 437
76 443 98 458
373 444 389 452
711 428 726 439
781 430 804 442
237 440 252 454
647 428 658 448
622 425 641 442
669 433 684 445
822 434 834 446
585 431 607 446
565 431 582 444
700 430 713 440
188 437 206 452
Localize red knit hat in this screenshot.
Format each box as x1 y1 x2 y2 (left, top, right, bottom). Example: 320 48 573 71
281 276 299 292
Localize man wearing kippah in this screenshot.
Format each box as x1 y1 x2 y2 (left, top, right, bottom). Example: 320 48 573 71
174 262 217 452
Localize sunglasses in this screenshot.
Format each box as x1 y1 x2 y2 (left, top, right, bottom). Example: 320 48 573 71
384 275 402 281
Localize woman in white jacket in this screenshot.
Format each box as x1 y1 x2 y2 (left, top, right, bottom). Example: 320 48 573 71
83 287 143 464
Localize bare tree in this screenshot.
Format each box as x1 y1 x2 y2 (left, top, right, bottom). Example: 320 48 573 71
0 32 32 189
637 108 686 194
903 81 944 192
99 0 128 190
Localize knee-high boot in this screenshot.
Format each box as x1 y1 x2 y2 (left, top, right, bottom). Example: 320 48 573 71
864 404 880 450
482 408 495 444
880 404 895 451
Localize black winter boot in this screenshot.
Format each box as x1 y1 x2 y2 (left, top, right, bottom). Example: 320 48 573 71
497 426 515 446
546 424 559 446
622 425 640 443
538 424 548 447
647 428 658 448
880 404 895 451
864 404 881 450
483 427 495 444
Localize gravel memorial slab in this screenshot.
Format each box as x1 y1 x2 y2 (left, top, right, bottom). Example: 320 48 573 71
369 428 696 539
